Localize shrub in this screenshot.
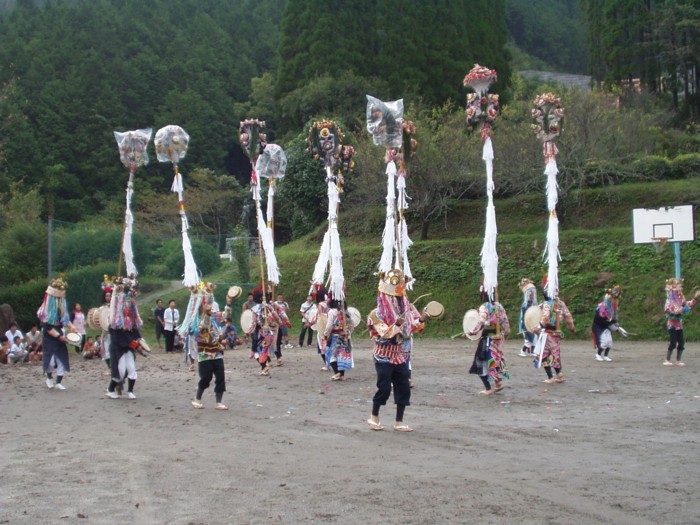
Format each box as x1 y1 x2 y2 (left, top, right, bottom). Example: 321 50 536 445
671 153 700 179
632 155 671 180
157 239 222 279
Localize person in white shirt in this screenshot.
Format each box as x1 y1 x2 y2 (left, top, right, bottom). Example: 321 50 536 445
163 299 180 353
298 295 315 347
5 322 23 347
8 335 28 364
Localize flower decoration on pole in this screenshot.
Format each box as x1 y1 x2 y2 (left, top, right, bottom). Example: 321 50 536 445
239 118 280 287
463 64 500 301
306 120 355 302
113 128 152 279
154 125 199 287
366 95 417 289
531 92 565 298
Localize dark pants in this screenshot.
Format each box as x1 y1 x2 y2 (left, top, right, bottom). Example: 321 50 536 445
198 358 226 395
164 330 175 353
275 331 283 359
372 359 411 407
668 329 685 360
298 325 314 346
155 323 163 343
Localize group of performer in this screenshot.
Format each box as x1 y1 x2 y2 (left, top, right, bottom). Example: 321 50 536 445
36 269 698 430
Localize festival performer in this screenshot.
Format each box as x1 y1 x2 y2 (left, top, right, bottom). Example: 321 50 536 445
309 286 330 370
532 283 575 384
518 278 538 357
592 285 627 362
100 276 113 370
250 289 280 376
37 276 76 390
105 276 143 400
367 269 427 432
273 293 292 365
467 289 510 395
663 278 699 366
324 299 355 381
191 284 228 410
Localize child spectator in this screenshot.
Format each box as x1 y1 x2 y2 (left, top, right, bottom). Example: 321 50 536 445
82 336 99 359
8 335 29 364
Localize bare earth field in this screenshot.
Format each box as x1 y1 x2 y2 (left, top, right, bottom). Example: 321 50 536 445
1 337 699 525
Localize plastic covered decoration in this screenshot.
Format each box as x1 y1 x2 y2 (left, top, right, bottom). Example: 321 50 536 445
532 92 565 300
255 144 287 180
463 64 499 139
114 128 152 171
366 96 403 148
307 120 356 302
239 119 267 163
155 125 199 288
154 125 190 164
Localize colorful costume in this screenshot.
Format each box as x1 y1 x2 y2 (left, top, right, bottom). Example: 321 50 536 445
591 285 626 362
192 284 228 410
367 269 425 432
37 276 73 390
518 278 537 357
468 300 510 394
663 278 698 366
105 276 143 399
323 301 355 380
534 296 575 383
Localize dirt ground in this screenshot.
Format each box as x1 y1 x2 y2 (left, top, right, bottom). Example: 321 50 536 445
1 336 699 525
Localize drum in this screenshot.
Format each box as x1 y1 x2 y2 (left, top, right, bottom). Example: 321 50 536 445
462 309 483 341
347 307 362 328
65 332 82 347
315 313 328 337
423 301 445 319
227 285 242 300
240 309 256 335
99 306 111 332
523 305 543 333
87 308 101 331
137 338 151 356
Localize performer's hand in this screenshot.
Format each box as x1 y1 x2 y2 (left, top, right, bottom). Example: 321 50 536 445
395 318 404 326
419 313 428 323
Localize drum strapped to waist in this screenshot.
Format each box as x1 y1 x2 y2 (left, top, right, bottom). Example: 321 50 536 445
523 305 543 333
462 309 482 341
240 309 256 335
347 306 361 328
65 332 82 347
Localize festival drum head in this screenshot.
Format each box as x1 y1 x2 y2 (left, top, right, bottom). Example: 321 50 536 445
138 338 151 353
462 309 482 341
65 332 82 347
347 307 361 328
99 306 111 332
87 308 100 331
316 313 328 337
227 285 242 300
240 309 255 335
524 305 543 333
423 301 445 319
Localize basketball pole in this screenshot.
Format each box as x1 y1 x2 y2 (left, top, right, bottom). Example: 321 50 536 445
674 242 681 279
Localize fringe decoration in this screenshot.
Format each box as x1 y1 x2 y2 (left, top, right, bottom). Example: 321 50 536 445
178 290 202 337
328 224 345 302
396 166 414 288
480 137 498 300
545 158 559 211
122 172 137 277
309 231 331 294
171 165 199 288
37 294 68 326
255 194 280 284
543 154 560 299
378 159 397 273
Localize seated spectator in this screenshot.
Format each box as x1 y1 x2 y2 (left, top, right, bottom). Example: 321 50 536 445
26 325 43 365
224 320 239 349
4 322 23 347
8 335 29 364
0 336 9 364
94 335 103 358
82 336 99 359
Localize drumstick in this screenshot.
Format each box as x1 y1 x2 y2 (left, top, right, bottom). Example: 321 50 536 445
450 332 466 340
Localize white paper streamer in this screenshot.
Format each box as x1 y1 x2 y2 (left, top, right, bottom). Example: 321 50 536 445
545 158 559 211
254 192 280 285
171 168 199 287
121 173 137 277
543 157 560 298
378 160 397 273
328 224 345 302
310 231 331 292
480 137 498 300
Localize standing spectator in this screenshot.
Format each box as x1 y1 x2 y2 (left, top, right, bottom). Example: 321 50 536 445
274 293 293 349
70 304 87 353
298 295 315 347
242 292 255 312
153 299 165 349
4 322 23 347
163 299 180 353
8 335 29 364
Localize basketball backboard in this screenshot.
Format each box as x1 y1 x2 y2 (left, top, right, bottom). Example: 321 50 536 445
632 205 695 244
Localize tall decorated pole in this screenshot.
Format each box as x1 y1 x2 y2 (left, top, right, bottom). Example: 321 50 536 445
464 64 500 300
366 96 417 288
239 119 280 288
306 120 355 302
113 128 152 279
531 93 565 298
154 125 198 287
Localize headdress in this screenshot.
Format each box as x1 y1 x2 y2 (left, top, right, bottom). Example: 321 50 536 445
377 269 407 297
606 284 623 299
665 278 683 292
109 274 142 331
519 278 534 293
37 275 70 325
46 275 68 298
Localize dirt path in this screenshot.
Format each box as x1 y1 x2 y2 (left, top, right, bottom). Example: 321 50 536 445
1 338 698 524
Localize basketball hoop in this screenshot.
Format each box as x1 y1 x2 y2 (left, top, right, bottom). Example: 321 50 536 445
651 237 668 254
